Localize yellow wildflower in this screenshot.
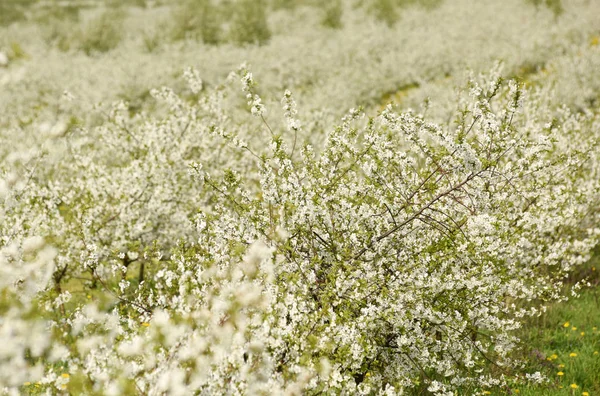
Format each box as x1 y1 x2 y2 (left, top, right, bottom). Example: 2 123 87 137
482 392 491 395
558 364 565 368
563 322 570 328
582 392 589 396
572 326 577 331
557 372 564 376
550 354 558 360
141 322 150 327
594 351 599 355
571 384 579 389
569 353 578 357
61 373 70 378
581 331 585 336
23 382 31 386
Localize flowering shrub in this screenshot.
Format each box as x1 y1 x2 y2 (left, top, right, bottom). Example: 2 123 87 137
78 9 126 55
171 0 223 43
3 0 600 135
320 0 344 29
170 0 271 46
1 1 600 394
1 61 599 395
525 0 563 16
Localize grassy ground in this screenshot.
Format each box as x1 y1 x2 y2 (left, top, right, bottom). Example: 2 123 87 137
483 254 600 395
403 258 600 396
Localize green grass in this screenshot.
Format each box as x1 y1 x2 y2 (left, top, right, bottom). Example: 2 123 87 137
489 256 600 395
514 291 600 395
437 254 600 396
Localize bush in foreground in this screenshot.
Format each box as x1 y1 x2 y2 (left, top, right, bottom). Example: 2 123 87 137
1 65 599 394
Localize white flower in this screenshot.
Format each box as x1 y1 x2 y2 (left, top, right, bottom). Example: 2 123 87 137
241 241 273 277
22 236 45 254
183 67 203 94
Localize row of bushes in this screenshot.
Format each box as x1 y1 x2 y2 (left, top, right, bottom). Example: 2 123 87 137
1 0 566 55
2 61 598 394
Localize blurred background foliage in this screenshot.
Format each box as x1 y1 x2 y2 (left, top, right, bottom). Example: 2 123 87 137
0 0 564 51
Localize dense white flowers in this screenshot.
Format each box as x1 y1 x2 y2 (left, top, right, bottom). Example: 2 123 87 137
1 0 600 394
239 66 267 117
282 89 301 132
183 67 203 95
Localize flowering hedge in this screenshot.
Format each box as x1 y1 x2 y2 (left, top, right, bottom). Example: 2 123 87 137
1 62 599 395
